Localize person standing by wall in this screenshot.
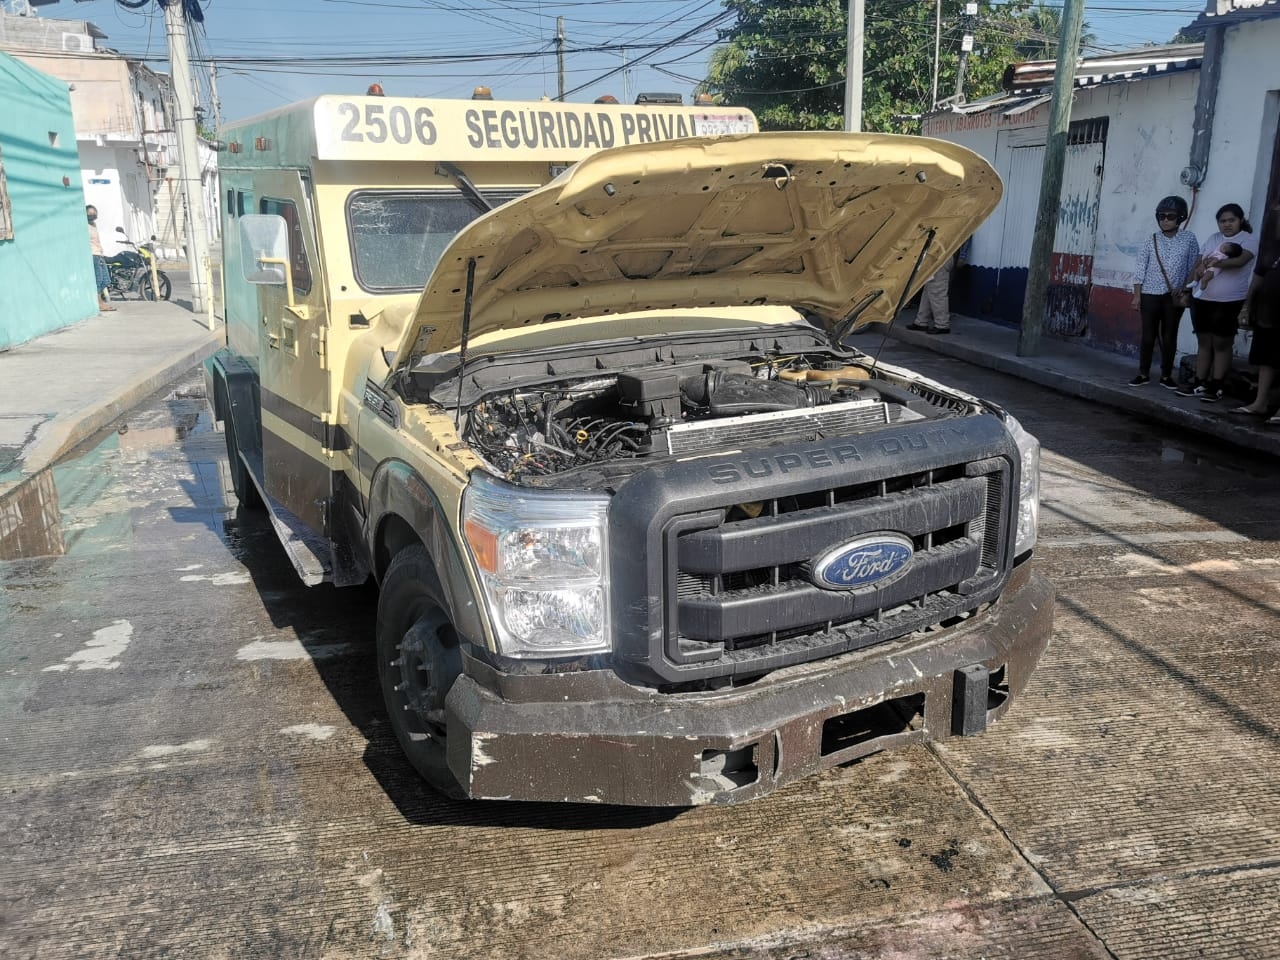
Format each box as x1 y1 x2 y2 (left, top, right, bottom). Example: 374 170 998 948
86 205 115 313
1232 206 1280 423
1129 195 1198 387
908 237 971 335
1176 203 1257 401
907 258 954 334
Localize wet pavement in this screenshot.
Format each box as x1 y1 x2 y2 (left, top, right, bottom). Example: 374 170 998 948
0 269 221 522
1 346 1279 959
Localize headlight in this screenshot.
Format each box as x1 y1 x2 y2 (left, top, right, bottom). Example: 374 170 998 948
462 471 610 657
1004 413 1040 558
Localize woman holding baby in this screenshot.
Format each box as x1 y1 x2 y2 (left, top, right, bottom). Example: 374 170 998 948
1176 202 1258 401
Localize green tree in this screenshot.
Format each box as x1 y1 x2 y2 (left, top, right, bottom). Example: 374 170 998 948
1015 1 1097 60
701 0 1067 133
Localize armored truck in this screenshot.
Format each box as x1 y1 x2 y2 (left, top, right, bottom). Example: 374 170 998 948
207 92 1053 805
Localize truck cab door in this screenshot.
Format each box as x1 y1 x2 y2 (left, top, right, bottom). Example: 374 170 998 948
241 171 331 538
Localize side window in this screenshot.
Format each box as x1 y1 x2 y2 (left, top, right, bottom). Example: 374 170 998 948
259 197 312 295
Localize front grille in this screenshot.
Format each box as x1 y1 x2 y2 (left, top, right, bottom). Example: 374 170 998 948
607 413 1018 686
666 462 1007 673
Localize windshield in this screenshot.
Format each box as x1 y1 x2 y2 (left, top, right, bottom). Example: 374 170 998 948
346 189 525 293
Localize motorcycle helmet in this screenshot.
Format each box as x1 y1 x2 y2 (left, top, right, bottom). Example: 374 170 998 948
1155 195 1188 224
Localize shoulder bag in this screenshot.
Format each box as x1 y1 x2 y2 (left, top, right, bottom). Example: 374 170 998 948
1153 234 1191 308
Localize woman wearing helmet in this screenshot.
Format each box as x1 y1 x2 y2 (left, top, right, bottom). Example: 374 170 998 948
1129 195 1199 387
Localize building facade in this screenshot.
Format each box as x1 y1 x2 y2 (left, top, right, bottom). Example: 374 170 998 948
924 1 1280 365
0 50 98 350
0 11 219 260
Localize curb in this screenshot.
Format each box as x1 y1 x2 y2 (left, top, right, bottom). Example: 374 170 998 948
885 324 1280 459
14 330 223 486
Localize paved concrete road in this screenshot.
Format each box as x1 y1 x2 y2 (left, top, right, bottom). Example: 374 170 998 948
2 341 1278 959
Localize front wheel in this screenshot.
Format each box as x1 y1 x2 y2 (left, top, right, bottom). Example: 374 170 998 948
139 272 172 301
377 545 465 798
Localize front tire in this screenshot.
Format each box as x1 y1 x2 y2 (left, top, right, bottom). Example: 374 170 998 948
377 545 465 798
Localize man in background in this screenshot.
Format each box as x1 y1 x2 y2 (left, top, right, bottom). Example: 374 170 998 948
87 205 115 313
908 257 953 335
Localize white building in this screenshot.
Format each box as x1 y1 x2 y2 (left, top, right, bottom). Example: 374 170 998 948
0 10 219 259
922 0 1280 364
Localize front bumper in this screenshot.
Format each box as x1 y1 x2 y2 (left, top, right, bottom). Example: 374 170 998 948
446 563 1053 806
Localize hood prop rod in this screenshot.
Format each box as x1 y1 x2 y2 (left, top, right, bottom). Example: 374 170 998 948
894 228 937 319
454 257 478 429
867 228 937 369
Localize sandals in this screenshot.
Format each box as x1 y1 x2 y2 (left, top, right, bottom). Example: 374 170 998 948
1230 406 1267 417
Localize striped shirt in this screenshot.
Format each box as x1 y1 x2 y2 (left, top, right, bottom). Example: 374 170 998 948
1134 229 1200 294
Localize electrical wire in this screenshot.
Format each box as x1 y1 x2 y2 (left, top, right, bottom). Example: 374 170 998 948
91 0 1205 117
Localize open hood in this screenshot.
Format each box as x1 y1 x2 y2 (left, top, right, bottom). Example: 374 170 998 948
392 131 1001 366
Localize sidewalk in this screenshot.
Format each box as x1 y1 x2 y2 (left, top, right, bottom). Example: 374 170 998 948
885 311 1280 459
0 298 223 500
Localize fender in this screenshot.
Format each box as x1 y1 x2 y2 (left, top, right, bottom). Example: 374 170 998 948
366 459 486 646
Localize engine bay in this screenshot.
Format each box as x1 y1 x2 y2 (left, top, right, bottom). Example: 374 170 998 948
417 347 975 485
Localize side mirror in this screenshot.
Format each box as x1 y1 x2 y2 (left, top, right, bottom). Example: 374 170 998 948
115 226 126 234
239 214 289 285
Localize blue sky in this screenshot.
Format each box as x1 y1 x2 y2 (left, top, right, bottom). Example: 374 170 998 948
25 0 1208 124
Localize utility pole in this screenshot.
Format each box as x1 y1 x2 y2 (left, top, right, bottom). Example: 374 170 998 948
556 17 565 102
209 57 223 132
163 0 211 315
954 2 977 102
931 0 941 110
1017 0 1085 357
844 0 864 132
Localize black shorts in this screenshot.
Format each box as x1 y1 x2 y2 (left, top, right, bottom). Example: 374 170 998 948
1248 326 1280 369
1190 298 1244 338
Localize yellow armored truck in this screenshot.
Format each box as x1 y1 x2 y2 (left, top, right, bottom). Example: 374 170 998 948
208 91 1053 805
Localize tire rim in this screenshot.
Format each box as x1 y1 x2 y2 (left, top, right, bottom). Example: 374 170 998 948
391 608 453 744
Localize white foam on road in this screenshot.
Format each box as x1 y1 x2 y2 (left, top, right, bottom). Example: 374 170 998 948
140 739 214 758
280 723 337 741
180 570 251 585
236 638 356 661
42 619 133 672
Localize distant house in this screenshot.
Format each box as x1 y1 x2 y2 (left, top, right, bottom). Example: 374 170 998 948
0 50 98 350
0 11 219 260
922 0 1280 366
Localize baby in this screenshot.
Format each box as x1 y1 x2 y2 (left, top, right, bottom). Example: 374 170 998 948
1192 240 1243 293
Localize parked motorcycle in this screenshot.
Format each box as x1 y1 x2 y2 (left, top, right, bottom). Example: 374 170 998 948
105 228 172 301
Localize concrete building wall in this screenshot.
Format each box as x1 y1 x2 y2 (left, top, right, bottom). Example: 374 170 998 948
78 141 155 258
928 69 1209 359
926 21 1280 364
1078 73 1201 357
2 19 205 262
6 50 137 140
1196 19 1280 244
0 51 98 352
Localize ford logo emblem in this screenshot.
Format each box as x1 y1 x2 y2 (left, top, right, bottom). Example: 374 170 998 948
810 533 914 591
